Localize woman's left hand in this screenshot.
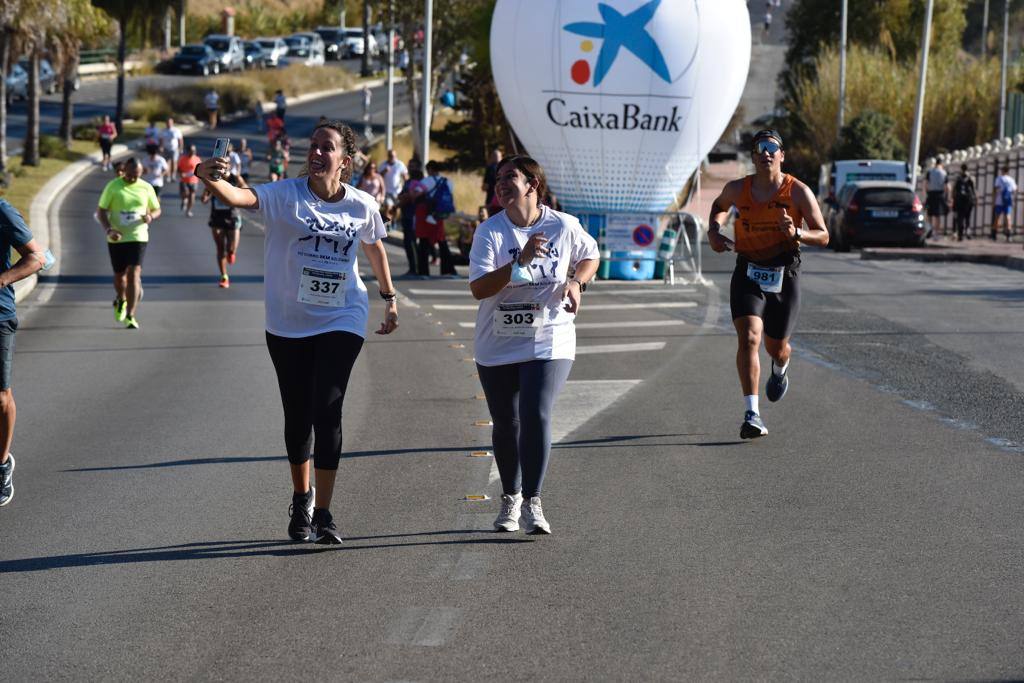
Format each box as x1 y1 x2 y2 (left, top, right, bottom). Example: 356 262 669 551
376 301 399 335
562 280 582 314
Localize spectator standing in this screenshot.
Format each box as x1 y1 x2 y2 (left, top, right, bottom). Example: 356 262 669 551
763 9 772 34
0 200 49 507
205 89 220 129
357 161 386 206
160 118 184 179
482 148 503 212
97 115 117 172
952 163 976 241
274 89 287 121
924 160 948 237
413 160 457 277
379 149 408 222
992 166 1018 241
397 161 424 276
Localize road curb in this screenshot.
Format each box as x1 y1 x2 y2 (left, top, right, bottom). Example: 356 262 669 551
15 78 385 304
860 247 1024 272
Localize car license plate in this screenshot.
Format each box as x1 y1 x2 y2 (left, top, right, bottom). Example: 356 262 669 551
872 209 899 218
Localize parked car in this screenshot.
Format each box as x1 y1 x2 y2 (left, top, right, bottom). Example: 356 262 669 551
255 37 288 68
315 27 347 60
203 34 245 73
829 181 926 252
283 33 325 66
172 44 220 76
242 41 269 69
5 58 59 103
342 28 378 58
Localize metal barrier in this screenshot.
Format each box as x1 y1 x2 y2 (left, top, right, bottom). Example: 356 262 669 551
79 49 118 65
578 210 706 286
923 134 1024 240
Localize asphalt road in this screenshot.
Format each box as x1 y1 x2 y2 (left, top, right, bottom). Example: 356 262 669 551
2 94 1024 679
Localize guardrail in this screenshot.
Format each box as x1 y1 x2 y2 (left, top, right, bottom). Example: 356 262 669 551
80 49 117 65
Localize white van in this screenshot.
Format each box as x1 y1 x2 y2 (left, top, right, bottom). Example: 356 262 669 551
819 159 911 206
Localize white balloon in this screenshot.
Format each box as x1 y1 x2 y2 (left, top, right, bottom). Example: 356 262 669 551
491 0 750 213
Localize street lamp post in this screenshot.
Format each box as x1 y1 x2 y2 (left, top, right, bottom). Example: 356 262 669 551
999 0 1010 139
422 0 433 165
386 0 395 150
837 0 848 137
908 0 935 190
982 0 990 58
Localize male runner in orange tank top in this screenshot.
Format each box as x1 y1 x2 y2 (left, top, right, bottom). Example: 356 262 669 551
707 130 829 439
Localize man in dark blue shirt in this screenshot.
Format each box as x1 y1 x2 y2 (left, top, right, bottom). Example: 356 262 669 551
0 199 48 507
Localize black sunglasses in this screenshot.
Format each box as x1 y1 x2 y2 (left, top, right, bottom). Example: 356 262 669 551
754 139 781 155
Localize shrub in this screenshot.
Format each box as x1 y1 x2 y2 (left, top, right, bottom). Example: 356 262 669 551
72 121 99 142
127 93 174 124
833 110 906 160
38 135 70 160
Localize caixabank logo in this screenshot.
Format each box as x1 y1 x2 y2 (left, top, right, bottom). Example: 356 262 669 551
563 0 670 87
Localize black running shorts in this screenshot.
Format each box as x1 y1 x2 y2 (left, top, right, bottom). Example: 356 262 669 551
730 259 801 340
108 241 147 272
209 209 238 230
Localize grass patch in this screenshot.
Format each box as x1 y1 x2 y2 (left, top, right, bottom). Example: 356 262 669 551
0 140 95 219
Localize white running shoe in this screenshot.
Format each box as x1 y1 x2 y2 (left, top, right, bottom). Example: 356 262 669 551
493 492 522 532
521 496 551 535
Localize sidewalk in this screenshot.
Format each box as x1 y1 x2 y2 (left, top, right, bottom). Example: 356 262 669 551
861 233 1024 271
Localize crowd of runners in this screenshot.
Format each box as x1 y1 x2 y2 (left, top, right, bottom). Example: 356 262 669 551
0 111 820 544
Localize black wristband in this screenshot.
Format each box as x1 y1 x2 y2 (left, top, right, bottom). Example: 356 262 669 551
380 290 397 301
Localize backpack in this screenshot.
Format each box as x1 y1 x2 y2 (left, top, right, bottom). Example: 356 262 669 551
999 177 1014 207
954 174 975 205
426 177 455 219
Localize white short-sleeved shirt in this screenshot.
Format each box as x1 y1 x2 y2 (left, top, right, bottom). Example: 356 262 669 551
926 167 947 192
161 127 182 153
142 155 169 187
995 174 1018 206
470 205 599 366
252 178 387 338
380 159 408 196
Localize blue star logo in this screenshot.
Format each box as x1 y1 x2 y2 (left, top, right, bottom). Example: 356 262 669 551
563 0 671 87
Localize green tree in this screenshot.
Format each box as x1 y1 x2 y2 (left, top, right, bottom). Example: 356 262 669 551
55 0 112 147
833 109 906 160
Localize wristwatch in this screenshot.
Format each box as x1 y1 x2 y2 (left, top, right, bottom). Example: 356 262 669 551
571 278 587 292
794 227 802 243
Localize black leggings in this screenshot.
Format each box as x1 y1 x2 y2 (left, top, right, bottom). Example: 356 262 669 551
476 359 573 498
266 331 363 470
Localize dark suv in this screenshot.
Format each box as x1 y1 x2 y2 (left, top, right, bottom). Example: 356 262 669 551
829 181 926 251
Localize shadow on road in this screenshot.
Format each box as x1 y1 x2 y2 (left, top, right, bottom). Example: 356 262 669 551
0 535 532 573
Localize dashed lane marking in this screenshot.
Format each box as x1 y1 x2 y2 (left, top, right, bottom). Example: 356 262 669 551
551 379 643 443
386 608 462 647
433 302 695 311
457 320 685 329
576 342 666 355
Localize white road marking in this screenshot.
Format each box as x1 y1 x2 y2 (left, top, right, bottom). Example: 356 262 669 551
488 459 499 486
407 288 471 296
457 320 684 329
386 608 461 647
409 287 694 297
551 379 642 443
576 342 666 355
434 302 695 311
429 552 490 580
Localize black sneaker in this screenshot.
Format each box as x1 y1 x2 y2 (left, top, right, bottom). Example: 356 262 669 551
766 364 789 403
740 411 768 439
311 508 343 545
287 486 315 542
0 453 14 507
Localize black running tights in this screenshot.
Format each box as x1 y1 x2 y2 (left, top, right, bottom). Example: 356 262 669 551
266 330 363 470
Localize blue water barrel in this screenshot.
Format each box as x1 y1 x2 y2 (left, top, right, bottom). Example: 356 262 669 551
608 250 655 280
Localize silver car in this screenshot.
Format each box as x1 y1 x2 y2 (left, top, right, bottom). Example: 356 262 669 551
203 34 245 73
255 38 288 68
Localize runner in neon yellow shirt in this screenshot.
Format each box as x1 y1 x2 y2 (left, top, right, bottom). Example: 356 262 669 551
97 158 161 329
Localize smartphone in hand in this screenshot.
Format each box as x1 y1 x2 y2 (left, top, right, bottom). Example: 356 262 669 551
211 137 230 180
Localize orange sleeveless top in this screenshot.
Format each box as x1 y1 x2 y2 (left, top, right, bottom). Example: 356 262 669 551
733 174 803 264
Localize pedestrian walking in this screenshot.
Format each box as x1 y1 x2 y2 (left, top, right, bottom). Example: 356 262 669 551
481 148 503 213
357 160 385 205
469 154 599 534
0 199 51 507
379 149 408 223
194 119 399 545
706 130 829 439
413 161 457 277
992 165 1018 241
97 115 117 171
763 9 772 33
397 160 424 276
205 88 220 129
96 158 162 330
925 160 949 237
953 163 976 241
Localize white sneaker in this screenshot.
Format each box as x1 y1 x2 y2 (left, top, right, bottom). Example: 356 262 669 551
493 492 522 532
521 496 551 535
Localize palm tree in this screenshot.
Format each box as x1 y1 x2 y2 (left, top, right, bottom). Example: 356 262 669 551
56 0 111 147
0 0 29 176
20 2 67 166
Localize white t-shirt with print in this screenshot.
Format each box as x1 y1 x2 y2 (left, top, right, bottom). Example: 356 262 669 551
469 205 599 366
380 159 408 196
141 154 169 187
253 178 387 339
995 174 1018 206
